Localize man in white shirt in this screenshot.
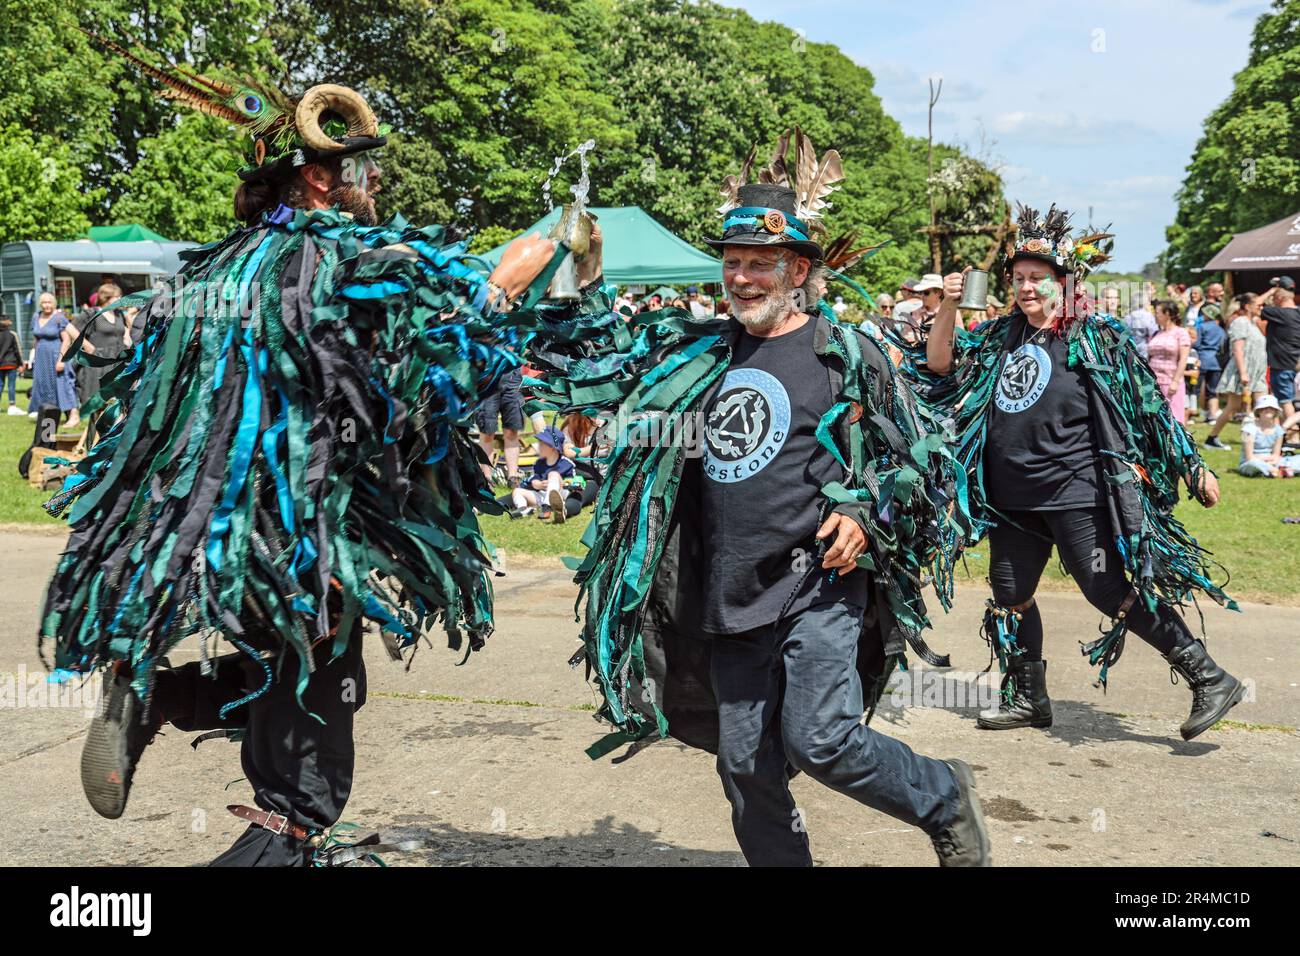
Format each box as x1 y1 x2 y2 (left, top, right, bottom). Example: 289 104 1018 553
687 285 713 319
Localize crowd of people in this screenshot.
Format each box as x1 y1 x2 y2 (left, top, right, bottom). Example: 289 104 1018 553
476 357 609 524
855 273 1300 478
478 281 722 526
473 264 1300 515
613 283 723 319
1093 278 1300 475
5 283 137 432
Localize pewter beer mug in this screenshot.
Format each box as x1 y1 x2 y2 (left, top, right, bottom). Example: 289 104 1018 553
546 203 593 301
957 269 990 311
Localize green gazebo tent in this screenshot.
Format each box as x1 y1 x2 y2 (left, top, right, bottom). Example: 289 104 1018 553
481 206 720 286
81 224 172 243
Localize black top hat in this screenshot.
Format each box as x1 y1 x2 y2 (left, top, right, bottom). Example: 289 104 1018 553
705 184 824 261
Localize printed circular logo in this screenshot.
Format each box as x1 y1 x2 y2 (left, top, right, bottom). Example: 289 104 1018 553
703 368 790 483
995 343 1052 413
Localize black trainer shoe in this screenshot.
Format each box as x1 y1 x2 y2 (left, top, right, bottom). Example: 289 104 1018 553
977 659 1053 730
1203 436 1230 451
1166 641 1245 741
932 759 991 867
80 665 162 819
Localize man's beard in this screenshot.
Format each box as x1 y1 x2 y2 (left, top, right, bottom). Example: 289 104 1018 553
728 283 797 332
328 184 378 226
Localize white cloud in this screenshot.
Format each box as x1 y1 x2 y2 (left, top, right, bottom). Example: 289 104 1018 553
728 0 1259 269
1096 175 1180 195
987 111 1156 146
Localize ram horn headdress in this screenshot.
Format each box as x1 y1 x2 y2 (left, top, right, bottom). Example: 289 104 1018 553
81 28 386 182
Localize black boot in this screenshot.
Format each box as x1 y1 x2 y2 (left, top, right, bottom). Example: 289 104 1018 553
80 665 162 819
976 659 1053 730
1165 641 1244 741
932 759 991 867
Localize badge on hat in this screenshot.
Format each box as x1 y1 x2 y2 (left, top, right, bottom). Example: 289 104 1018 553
763 211 787 234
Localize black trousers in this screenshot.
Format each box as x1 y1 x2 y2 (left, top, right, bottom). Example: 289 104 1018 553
987 506 1193 660
157 632 366 866
563 474 601 517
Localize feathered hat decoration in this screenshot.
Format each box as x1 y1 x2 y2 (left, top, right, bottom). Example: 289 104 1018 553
823 230 890 272
1008 202 1114 281
81 28 388 183
717 126 844 221
707 126 843 261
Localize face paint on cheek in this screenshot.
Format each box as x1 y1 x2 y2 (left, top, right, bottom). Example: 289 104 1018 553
1036 276 1061 311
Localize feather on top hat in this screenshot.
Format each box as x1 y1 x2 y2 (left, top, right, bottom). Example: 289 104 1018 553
82 29 388 184
707 126 843 261
1007 202 1114 282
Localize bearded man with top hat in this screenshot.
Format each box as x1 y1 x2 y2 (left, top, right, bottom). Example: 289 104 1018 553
44 35 563 865
529 128 990 866
911 204 1244 742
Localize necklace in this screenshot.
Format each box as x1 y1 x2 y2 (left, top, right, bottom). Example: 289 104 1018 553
1015 317 1051 351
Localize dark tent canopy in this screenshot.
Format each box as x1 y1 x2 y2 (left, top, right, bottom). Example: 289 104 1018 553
1202 212 1300 272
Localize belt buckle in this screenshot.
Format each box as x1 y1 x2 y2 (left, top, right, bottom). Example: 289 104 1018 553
269 812 290 836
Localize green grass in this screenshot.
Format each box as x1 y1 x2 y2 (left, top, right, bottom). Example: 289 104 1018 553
0 379 64 527
478 504 589 563
949 417 1299 606
4 383 1294 604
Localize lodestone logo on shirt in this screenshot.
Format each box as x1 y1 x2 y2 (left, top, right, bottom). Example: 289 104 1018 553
996 343 1052 413
702 367 790 482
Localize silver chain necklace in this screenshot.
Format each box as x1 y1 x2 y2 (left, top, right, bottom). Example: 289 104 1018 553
1015 316 1051 351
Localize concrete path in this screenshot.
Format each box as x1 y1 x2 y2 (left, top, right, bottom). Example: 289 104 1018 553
2 532 1296 866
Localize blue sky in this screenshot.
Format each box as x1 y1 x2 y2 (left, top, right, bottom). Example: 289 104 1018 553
731 0 1266 271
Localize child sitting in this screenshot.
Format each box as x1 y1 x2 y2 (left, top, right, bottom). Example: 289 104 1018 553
1238 395 1294 477
510 425 576 523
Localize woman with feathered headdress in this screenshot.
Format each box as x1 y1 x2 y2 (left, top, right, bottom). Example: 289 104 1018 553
908 203 1244 742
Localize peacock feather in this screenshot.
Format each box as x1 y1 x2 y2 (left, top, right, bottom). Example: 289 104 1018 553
82 28 294 145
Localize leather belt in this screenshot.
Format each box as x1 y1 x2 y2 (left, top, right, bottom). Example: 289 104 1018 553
227 804 319 845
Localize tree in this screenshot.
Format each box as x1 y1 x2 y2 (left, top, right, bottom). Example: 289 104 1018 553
0 0 279 216
588 1 1004 294
270 0 633 233
1165 0 1300 281
0 125 100 245
108 113 244 242
3 0 1003 294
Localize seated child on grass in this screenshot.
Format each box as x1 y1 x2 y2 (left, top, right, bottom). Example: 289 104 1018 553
1239 395 1297 477
510 425 576 522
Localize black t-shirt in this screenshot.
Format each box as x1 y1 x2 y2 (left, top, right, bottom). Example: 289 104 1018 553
699 317 869 635
984 314 1103 511
1261 305 1300 370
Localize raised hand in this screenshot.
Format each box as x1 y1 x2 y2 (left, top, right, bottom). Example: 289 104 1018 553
490 232 558 301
